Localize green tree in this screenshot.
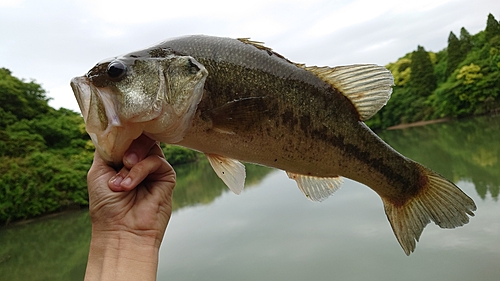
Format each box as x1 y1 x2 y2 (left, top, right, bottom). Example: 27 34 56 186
460 27 473 56
0 108 17 129
0 68 51 121
446 31 462 77
369 13 500 129
386 56 412 86
485 13 500 42
410 45 437 96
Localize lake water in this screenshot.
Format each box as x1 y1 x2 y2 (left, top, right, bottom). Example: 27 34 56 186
1 115 499 281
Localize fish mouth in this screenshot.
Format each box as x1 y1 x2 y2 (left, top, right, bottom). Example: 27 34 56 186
71 76 143 165
70 76 93 124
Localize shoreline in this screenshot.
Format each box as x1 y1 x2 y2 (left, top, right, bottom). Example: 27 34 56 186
386 118 450 130
1 205 87 227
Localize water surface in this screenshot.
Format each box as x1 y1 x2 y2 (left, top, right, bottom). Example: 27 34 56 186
1 116 499 280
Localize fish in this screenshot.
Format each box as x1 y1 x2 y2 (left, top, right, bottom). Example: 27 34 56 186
70 35 476 255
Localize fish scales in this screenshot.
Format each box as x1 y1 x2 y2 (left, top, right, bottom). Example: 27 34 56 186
145 36 418 198
71 35 476 255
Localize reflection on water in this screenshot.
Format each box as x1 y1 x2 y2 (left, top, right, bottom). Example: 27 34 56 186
0 210 90 280
172 159 273 210
378 115 500 201
0 116 499 281
0 161 272 281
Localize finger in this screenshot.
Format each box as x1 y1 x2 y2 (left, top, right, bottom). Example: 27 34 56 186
147 142 167 160
110 141 168 192
145 143 175 187
108 166 131 192
88 151 118 189
123 134 157 169
120 154 174 191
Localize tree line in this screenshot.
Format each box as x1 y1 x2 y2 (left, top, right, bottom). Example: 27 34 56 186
366 13 500 129
0 68 197 223
1 13 499 223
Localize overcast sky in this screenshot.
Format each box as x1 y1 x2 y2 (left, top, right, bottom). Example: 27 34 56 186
1 0 498 112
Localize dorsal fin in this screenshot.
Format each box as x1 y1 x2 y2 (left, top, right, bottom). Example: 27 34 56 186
237 38 292 62
300 64 394 120
237 38 272 52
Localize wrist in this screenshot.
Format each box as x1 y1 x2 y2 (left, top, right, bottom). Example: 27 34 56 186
91 226 164 249
85 229 160 281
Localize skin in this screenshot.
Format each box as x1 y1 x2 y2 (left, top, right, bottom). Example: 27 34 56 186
84 134 175 281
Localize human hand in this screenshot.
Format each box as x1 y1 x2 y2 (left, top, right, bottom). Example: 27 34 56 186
85 134 176 281
87 134 176 246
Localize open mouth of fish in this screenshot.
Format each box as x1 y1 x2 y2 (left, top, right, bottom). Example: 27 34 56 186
71 76 148 165
70 54 208 166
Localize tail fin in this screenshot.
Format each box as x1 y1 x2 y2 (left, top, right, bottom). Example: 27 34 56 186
382 165 476 255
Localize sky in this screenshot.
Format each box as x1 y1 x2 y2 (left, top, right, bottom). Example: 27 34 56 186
1 0 499 112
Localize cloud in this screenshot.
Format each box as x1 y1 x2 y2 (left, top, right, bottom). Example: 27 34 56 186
0 0 499 111
0 0 23 7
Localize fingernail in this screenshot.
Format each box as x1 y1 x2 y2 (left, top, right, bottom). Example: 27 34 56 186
121 177 132 188
111 174 123 185
125 152 138 165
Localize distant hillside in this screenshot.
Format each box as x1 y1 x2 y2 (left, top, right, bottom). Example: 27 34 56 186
1 13 498 222
366 13 500 129
0 67 93 223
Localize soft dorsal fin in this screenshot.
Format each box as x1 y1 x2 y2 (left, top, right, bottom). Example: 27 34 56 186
287 172 344 202
300 64 394 121
206 153 246 194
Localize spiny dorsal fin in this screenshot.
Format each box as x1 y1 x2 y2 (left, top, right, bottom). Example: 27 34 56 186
206 154 246 194
237 38 292 61
300 64 394 121
237 38 271 52
287 172 343 202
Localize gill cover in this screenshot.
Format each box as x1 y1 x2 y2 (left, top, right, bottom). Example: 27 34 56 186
71 54 208 165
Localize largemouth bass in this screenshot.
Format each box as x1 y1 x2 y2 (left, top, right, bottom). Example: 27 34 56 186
71 35 476 255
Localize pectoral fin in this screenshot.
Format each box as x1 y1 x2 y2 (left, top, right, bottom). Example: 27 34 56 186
206 154 246 194
207 97 268 134
287 172 343 202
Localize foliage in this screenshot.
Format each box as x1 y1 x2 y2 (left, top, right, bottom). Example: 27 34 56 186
460 27 473 54
0 68 205 223
0 210 91 280
410 45 437 96
446 31 462 76
1 13 499 221
385 55 411 86
367 13 500 129
0 69 95 223
485 13 500 42
0 68 50 122
378 115 500 201
161 144 200 165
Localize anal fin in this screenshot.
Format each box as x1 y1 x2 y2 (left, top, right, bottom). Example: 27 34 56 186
287 172 343 202
206 154 246 195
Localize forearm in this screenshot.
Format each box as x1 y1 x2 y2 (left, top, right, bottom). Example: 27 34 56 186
85 230 160 281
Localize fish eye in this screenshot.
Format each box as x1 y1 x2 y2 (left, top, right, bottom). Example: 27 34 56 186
107 60 127 79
